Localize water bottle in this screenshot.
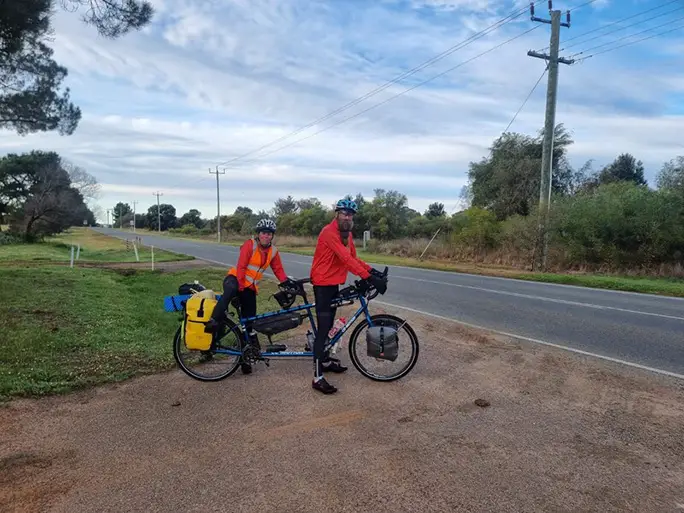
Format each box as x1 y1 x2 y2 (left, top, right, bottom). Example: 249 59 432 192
305 330 315 351
328 317 346 354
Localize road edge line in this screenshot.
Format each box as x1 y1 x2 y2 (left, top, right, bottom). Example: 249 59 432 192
375 300 684 381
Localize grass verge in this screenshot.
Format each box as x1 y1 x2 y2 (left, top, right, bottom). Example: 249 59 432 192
0 265 281 402
0 227 192 264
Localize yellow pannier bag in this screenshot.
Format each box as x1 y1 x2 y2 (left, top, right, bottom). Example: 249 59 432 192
183 293 218 351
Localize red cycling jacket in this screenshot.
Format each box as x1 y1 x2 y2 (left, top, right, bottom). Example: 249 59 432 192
310 218 372 286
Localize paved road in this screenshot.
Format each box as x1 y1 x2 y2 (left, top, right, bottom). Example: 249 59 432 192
97 228 684 378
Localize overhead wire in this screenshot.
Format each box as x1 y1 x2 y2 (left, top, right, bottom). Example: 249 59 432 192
214 0 548 168
560 5 684 51
573 22 684 62
569 14 684 59
221 25 543 170
538 0 683 51
419 64 549 258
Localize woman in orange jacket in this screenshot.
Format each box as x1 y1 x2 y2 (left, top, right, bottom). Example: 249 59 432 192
205 218 293 374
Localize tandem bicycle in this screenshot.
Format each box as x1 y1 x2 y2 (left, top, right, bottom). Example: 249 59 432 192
163 267 420 382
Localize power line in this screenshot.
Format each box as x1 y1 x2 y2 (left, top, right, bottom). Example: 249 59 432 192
570 14 684 58
223 25 542 169
574 22 684 62
539 0 683 51
214 1 548 167
503 65 549 134
561 5 684 52
419 63 549 259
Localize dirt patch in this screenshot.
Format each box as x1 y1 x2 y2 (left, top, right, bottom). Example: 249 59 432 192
1 308 684 513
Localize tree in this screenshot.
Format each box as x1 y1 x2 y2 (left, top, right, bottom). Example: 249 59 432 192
0 0 153 136
112 202 131 227
425 202 446 219
3 151 95 240
656 156 684 194
597 153 647 186
179 209 203 229
468 124 575 219
63 160 101 202
296 197 322 211
274 196 298 217
364 189 411 239
147 203 177 231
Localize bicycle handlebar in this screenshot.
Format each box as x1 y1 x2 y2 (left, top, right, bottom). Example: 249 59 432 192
278 266 389 302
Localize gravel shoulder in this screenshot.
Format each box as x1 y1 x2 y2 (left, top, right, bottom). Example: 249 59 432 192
2 302 684 513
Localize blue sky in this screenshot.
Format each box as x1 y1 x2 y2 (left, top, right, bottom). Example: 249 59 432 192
0 0 683 223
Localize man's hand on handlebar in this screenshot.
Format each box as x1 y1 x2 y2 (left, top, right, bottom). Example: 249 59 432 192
279 277 297 289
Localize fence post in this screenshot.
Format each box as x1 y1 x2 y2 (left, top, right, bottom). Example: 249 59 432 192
133 242 140 262
151 245 155 271
76 244 81 260
70 246 75 268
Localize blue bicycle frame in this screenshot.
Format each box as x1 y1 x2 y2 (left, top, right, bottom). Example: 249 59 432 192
163 287 376 358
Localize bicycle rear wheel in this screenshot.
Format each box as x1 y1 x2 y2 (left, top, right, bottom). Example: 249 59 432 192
348 314 419 382
173 318 243 382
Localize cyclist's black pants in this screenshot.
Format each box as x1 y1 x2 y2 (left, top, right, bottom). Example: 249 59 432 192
313 284 339 379
210 275 257 332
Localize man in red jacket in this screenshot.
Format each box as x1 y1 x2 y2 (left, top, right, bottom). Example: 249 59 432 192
309 198 386 394
205 218 293 374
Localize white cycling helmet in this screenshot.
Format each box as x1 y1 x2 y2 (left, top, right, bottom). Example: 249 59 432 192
255 218 277 233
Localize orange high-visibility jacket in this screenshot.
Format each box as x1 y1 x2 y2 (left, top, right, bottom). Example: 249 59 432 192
227 239 286 292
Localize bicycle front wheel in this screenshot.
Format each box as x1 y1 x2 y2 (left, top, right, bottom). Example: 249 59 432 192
348 314 419 382
173 319 243 382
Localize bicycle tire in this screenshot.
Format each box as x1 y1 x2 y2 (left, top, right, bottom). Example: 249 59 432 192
348 314 419 382
172 319 242 382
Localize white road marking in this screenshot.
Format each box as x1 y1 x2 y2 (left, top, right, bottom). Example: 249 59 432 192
375 299 684 381
393 275 684 322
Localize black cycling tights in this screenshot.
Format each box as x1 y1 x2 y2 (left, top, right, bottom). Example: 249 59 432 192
313 284 340 379
210 275 257 332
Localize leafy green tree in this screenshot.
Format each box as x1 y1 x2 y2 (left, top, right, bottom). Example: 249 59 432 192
656 156 684 194
2 151 95 240
468 124 576 219
425 202 446 219
274 196 298 217
597 153 647 186
112 202 131 227
0 0 153 136
179 209 203 229
147 203 177 231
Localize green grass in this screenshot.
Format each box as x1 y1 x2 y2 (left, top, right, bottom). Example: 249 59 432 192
0 227 192 264
0 266 281 402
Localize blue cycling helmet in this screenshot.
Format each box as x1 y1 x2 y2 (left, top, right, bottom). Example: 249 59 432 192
335 198 358 213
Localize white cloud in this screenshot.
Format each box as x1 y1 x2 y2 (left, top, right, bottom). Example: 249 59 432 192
0 0 683 223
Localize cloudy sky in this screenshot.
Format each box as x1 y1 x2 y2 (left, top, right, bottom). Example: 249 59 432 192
1 0 683 223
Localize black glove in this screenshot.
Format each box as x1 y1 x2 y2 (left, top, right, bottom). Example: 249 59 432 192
279 278 296 289
369 268 384 278
369 274 387 295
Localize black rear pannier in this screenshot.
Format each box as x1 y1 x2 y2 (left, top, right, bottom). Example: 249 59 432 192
366 325 399 361
252 312 303 336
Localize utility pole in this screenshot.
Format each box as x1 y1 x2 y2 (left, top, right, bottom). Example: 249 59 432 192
528 1 573 272
106 209 111 227
132 200 138 233
152 191 163 233
209 166 226 243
